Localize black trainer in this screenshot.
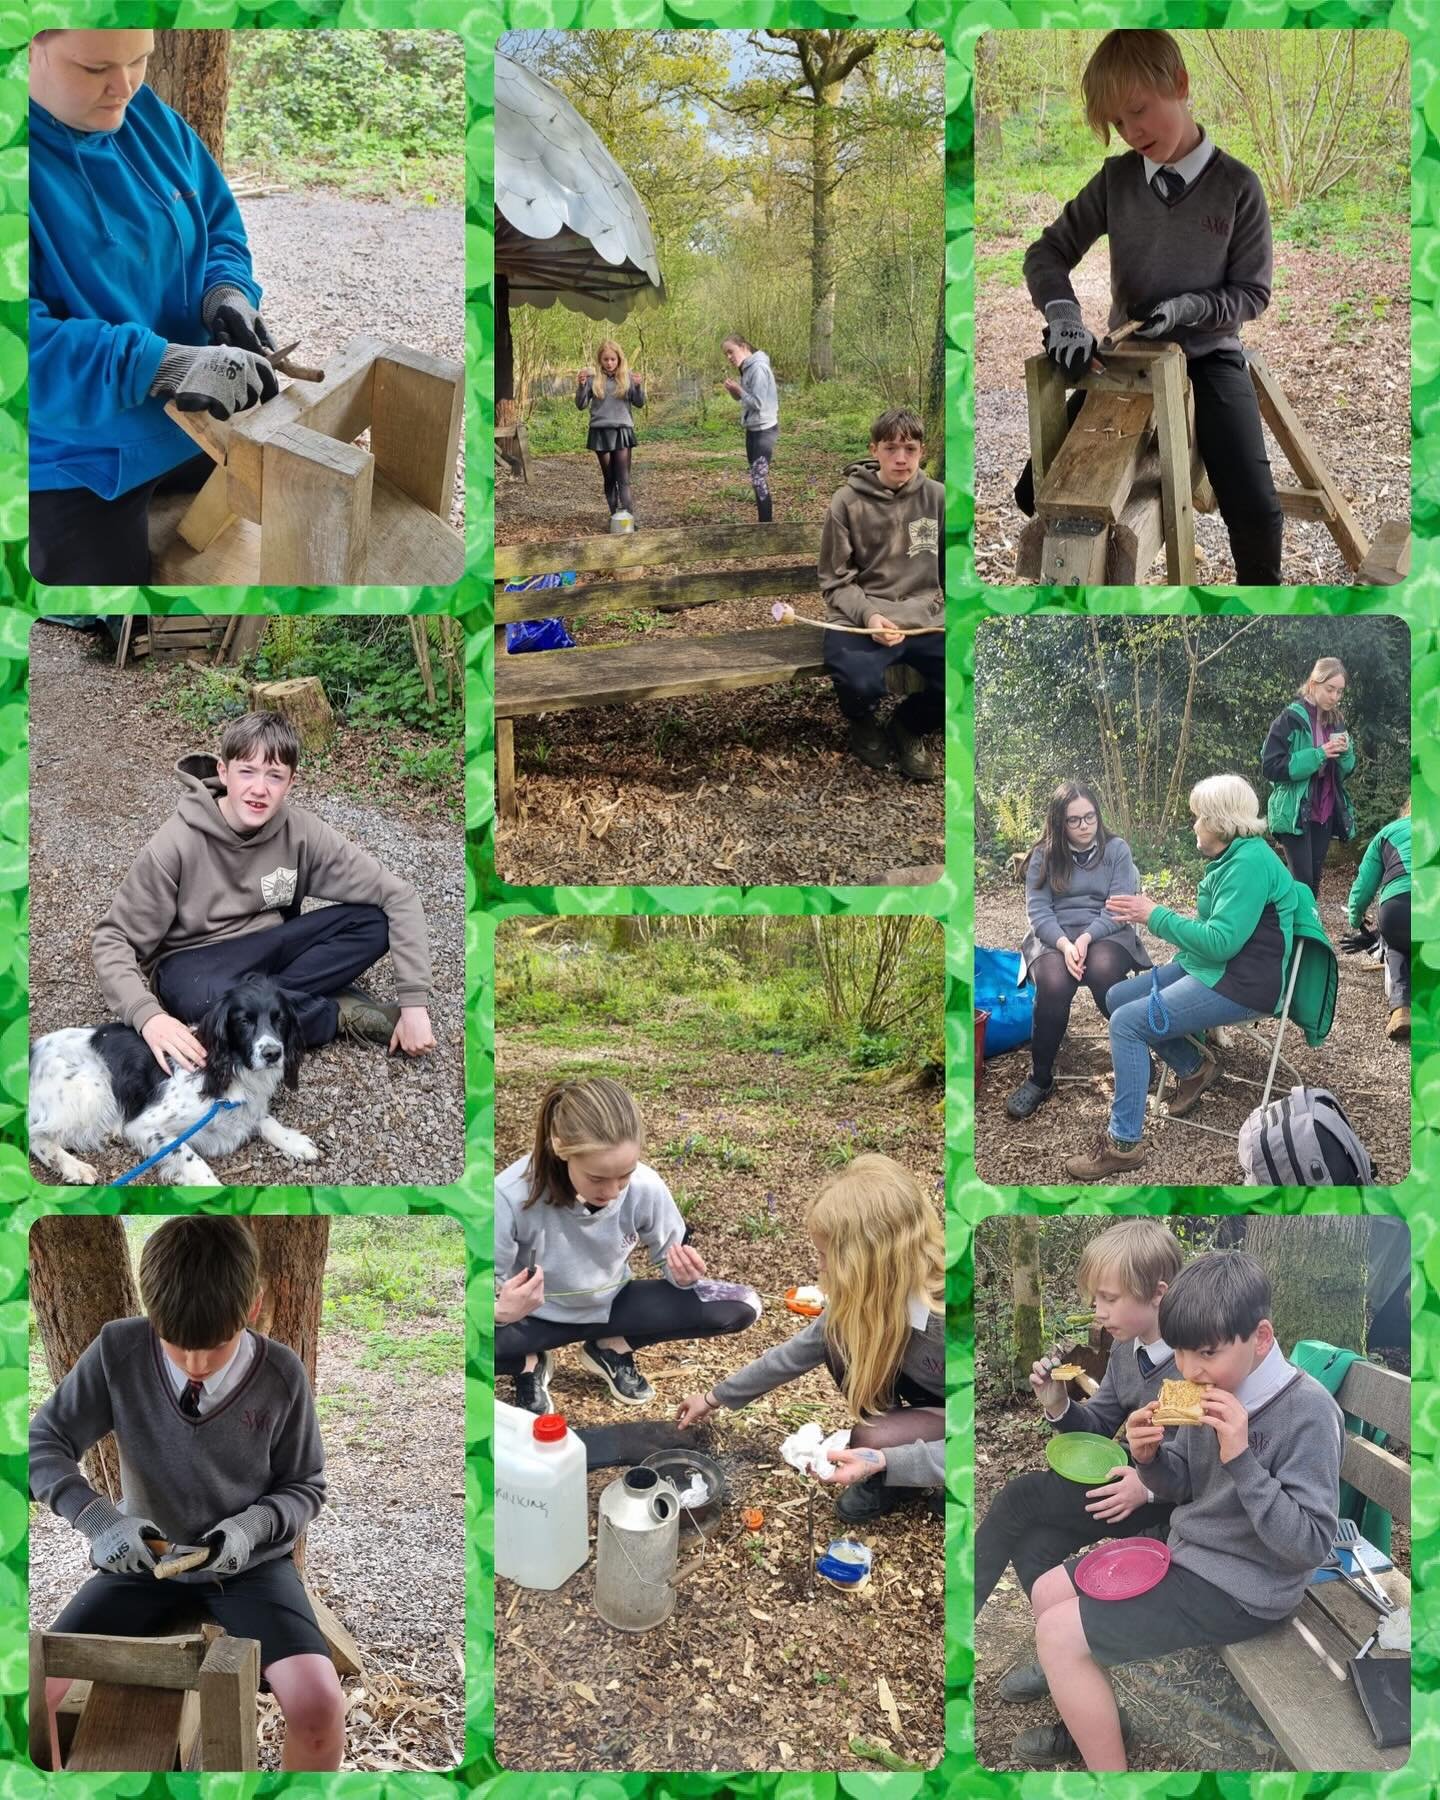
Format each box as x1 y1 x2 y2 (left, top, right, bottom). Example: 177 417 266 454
997 1659 1050 1704
580 1342 655 1405
1005 1076 1054 1120
511 1353 553 1416
1012 1708 1132 1765
836 1473 908 1522
848 716 893 770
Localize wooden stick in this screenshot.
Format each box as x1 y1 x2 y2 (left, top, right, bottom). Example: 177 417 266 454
1102 318 1148 351
771 605 944 636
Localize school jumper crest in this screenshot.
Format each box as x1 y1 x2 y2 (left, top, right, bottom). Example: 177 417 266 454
908 517 940 557
261 866 298 908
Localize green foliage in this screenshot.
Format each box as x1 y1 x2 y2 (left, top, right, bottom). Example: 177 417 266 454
323 1216 464 1336
227 30 464 193
160 667 251 733
251 616 461 737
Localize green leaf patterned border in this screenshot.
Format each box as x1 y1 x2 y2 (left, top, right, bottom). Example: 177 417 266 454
0 3 1433 1798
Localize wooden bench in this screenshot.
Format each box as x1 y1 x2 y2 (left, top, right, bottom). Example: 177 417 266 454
493 522 922 821
1221 1359 1410 1771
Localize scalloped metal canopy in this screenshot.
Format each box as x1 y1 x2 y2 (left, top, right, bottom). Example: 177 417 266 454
496 54 665 321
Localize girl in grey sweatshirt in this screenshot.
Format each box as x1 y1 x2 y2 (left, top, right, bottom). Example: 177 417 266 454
677 1154 944 1515
722 334 780 521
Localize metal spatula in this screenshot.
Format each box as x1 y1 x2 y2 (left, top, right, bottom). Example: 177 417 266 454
1334 1519 1393 1610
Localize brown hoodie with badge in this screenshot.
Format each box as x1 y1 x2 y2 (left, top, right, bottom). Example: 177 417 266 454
818 461 945 631
91 755 433 1033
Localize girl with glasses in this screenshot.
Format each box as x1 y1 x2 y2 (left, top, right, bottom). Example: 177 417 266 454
1006 781 1150 1121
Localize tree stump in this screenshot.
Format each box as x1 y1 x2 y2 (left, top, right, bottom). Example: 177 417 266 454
247 678 335 751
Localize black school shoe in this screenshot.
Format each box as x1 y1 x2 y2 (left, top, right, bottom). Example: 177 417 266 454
997 1659 1050 1704
848 715 894 771
511 1353 554 1416
1006 1076 1054 1120
580 1342 655 1405
1012 1708 1133 1765
836 1473 915 1522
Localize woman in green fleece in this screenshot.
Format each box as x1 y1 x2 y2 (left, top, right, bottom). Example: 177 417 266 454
1260 655 1357 898
1346 800 1411 1041
1064 773 1304 1179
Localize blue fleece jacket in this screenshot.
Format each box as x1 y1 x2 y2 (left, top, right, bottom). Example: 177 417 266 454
30 86 263 498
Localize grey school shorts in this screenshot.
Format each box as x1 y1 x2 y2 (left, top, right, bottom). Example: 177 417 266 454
1062 1552 1283 1667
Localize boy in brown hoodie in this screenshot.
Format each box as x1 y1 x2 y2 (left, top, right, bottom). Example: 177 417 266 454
818 408 945 782
91 712 435 1074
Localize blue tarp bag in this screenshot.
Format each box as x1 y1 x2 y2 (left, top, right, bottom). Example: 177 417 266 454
974 946 1033 1056
504 571 577 652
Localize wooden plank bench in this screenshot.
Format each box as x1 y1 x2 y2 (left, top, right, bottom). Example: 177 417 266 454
1220 1359 1410 1771
493 522 922 822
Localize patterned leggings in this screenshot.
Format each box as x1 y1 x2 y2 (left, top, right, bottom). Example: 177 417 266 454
745 425 778 522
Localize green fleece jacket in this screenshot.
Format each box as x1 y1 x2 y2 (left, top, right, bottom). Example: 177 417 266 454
1148 835 1298 994
818 461 944 631
1347 816 1411 925
1261 699 1357 840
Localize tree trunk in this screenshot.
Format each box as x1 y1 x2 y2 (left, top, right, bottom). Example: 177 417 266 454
1009 1215 1044 1394
148 30 230 166
924 261 946 481
807 81 841 382
1245 1216 1369 1354
30 1218 142 1501
247 677 335 751
250 1218 329 1577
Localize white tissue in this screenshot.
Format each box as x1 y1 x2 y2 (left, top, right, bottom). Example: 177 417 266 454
780 1421 852 1479
675 1474 708 1508
793 1285 825 1307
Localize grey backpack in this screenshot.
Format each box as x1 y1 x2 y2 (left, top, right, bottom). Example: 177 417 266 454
1238 1086 1375 1187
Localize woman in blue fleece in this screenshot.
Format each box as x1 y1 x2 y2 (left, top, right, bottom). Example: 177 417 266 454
29 29 283 584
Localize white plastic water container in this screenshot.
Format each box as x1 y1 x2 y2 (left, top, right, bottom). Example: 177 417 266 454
609 509 635 534
495 1399 589 1589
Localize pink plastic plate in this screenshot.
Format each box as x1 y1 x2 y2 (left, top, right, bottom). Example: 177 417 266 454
1073 1536 1172 1601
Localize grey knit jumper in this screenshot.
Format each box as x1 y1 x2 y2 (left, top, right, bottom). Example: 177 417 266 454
30 1319 326 1584
1021 837 1151 974
1050 1335 1176 1439
576 372 645 429
1143 1366 1343 1619
712 1307 943 1489
1023 144 1272 360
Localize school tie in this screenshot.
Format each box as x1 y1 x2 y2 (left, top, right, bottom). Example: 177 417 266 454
179 1379 204 1418
1136 1347 1154 1377
1151 168 1186 204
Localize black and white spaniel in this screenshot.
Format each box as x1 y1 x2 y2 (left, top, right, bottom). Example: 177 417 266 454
28 976 318 1186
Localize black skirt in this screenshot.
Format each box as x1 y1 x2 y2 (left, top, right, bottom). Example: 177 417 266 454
587 425 636 453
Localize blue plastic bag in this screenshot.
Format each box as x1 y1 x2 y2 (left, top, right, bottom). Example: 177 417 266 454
974 946 1034 1056
503 571 577 653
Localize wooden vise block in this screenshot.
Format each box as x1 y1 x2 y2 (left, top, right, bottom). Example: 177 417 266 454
162 335 464 586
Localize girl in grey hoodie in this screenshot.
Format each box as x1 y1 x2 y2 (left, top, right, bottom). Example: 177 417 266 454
723 334 780 521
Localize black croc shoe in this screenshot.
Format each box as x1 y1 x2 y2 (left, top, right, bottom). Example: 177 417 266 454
1006 1076 1054 1120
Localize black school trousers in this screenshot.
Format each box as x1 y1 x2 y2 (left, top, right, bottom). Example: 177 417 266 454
824 630 945 732
29 452 217 586
1015 349 1283 586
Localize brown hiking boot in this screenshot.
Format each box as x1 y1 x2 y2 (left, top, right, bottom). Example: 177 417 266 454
335 985 400 1045
891 719 940 783
1063 1131 1148 1180
1167 1051 1220 1117
1387 1006 1411 1042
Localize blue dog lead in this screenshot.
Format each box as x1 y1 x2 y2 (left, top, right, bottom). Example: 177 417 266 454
113 1099 243 1188
1146 968 1171 1035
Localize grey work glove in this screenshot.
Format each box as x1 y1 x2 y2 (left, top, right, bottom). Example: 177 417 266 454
202 1503 275 1577
75 1496 160 1575
149 343 279 420
1042 299 1099 375
202 283 277 356
1137 291 1210 338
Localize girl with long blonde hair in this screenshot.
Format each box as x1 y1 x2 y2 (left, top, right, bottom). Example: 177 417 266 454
677 1154 944 1521
495 1077 758 1413
575 338 646 519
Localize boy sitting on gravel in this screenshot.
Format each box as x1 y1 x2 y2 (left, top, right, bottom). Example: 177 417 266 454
818 407 945 783
91 710 435 1072
31 1217 344 1770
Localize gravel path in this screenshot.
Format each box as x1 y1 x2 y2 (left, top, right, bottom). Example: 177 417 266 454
239 194 466 532
28 623 465 1188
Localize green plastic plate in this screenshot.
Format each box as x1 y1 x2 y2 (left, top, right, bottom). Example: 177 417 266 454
1046 1432 1128 1485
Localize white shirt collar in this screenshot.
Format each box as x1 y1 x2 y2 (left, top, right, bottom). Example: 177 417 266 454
908 1293 933 1332
1234 1340 1293 1412
1144 125 1216 188
163 1330 255 1412
1140 1333 1172 1365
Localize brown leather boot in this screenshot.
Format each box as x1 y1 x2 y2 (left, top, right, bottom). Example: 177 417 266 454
1168 1051 1220 1117
1387 1006 1411 1041
1063 1131 1147 1180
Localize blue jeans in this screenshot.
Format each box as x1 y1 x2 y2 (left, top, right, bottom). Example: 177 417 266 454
1104 962 1257 1142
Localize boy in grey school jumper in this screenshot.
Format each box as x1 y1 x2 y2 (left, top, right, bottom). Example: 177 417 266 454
1016 1252 1343 1770
1021 29 1283 584
29 1217 345 1770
